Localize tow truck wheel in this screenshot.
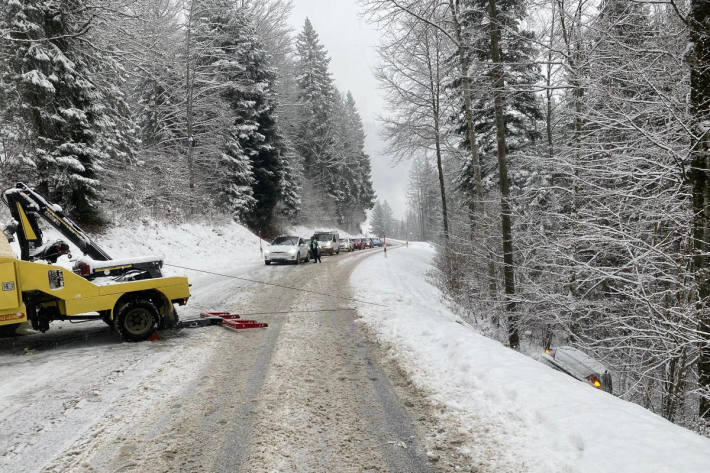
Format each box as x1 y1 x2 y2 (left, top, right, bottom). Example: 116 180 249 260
117 300 159 341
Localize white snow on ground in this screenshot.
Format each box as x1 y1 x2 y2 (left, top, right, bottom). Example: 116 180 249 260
97 219 264 273
351 242 710 473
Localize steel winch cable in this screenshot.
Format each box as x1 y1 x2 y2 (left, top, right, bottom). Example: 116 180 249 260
164 263 389 308
231 308 357 316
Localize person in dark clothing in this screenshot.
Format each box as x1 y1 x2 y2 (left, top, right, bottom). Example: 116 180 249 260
310 237 321 263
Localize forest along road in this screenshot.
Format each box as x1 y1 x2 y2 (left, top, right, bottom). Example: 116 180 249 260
26 246 442 473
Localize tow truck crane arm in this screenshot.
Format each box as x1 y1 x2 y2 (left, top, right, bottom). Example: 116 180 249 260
2 183 111 262
2 183 162 279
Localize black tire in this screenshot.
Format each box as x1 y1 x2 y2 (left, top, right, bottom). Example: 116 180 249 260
116 299 159 341
265 261 271 265
0 323 19 337
294 253 300 265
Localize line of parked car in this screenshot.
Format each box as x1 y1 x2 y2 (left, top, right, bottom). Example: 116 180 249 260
263 231 384 265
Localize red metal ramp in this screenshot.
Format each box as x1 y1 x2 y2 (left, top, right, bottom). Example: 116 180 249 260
199 312 268 330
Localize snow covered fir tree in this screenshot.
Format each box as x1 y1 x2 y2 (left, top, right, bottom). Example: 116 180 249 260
0 1 374 234
1 0 135 224
292 18 375 231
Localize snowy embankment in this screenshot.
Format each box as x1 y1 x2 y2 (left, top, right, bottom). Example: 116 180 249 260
94 220 265 310
351 243 710 473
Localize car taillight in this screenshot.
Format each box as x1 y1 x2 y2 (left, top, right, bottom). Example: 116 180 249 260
586 374 602 388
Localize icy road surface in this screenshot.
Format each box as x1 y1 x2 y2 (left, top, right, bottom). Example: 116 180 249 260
0 245 445 473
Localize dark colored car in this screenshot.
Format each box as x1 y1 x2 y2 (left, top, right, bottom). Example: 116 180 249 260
351 238 363 250
363 238 373 248
372 238 383 247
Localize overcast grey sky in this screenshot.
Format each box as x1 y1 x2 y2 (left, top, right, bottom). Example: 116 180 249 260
287 0 411 219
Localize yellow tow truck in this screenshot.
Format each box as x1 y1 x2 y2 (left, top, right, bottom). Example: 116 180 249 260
0 183 190 341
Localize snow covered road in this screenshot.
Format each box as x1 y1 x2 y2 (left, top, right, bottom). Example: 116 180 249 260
0 240 441 473
4 222 710 473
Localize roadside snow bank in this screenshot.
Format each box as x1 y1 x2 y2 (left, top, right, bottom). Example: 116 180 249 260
96 220 266 312
96 219 263 273
9 218 264 274
351 243 710 473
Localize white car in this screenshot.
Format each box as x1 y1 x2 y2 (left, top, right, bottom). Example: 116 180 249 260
339 237 354 252
542 346 613 394
264 236 309 265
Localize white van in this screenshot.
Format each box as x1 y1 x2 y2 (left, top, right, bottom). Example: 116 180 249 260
313 231 340 255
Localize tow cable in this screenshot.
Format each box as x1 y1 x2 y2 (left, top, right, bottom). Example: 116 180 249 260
164 263 388 307
162 263 386 335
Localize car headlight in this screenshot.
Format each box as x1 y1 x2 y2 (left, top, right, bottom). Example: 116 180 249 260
288 248 297 254
264 250 270 257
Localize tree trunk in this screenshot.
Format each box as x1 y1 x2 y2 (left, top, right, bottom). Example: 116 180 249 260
423 28 449 245
449 0 497 298
434 123 449 243
545 0 556 163
185 0 196 191
556 0 584 331
689 0 710 420
488 0 518 348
